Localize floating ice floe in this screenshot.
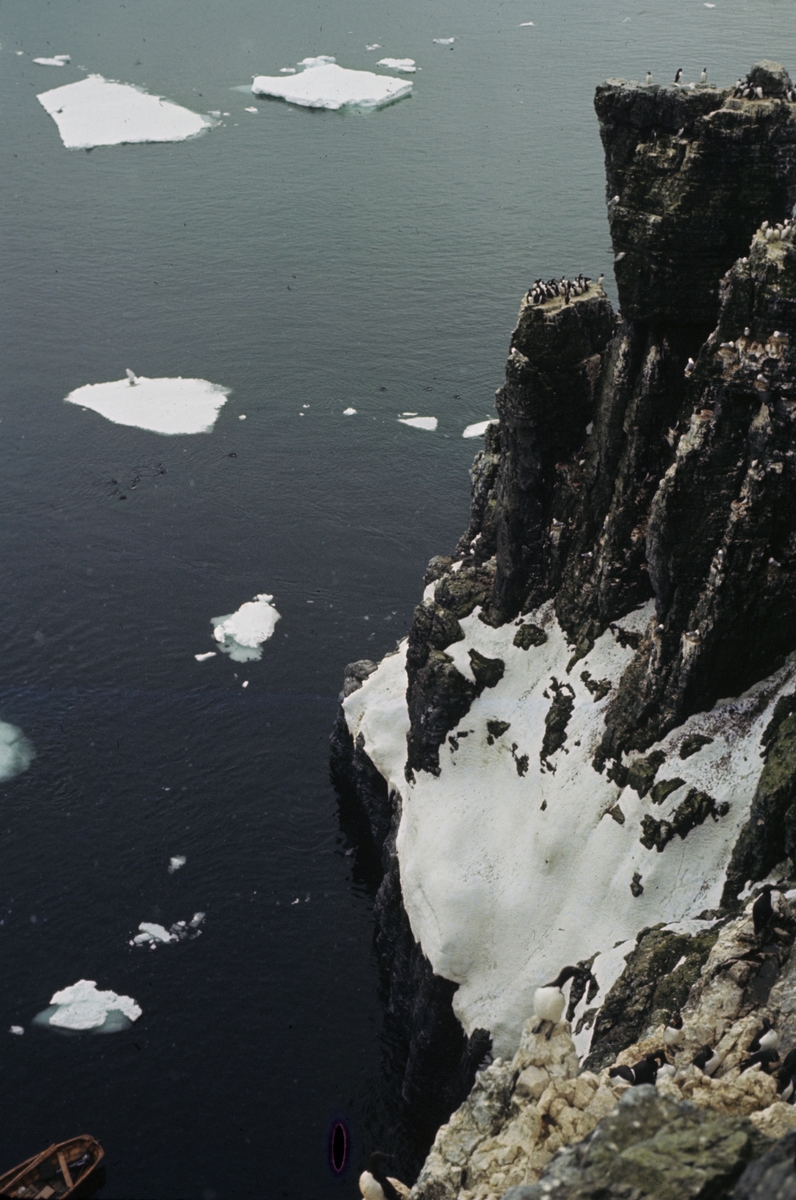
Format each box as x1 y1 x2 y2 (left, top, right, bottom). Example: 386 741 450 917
377 58 416 72
211 594 281 662
33 54 70 66
37 74 212 149
433 38 456 45
168 854 187 874
194 651 217 662
398 416 437 431
244 106 258 113
64 374 231 435
9 1026 24 1036
343 407 357 415
519 21 535 26
279 67 297 74
0 720 35 782
463 419 497 438
365 44 382 51
251 55 412 111
130 912 205 948
34 980 141 1033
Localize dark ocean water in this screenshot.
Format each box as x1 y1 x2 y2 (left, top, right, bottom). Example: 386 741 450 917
1 1 794 1195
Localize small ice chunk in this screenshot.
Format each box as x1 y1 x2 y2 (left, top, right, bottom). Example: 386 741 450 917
0 720 35 781
343 407 357 415
433 37 456 44
33 54 70 66
37 75 212 149
194 651 217 662
9 1026 24 1035
365 44 382 51
279 67 297 74
463 419 496 438
401 411 418 416
242 680 249 688
377 58 416 72
244 106 258 113
190 912 206 928
209 110 221 116
35 980 141 1032
133 922 175 946
704 3 715 6
168 854 187 874
238 414 247 420
252 56 412 110
64 375 231 435
519 21 535 26
398 416 438 431
212 593 281 662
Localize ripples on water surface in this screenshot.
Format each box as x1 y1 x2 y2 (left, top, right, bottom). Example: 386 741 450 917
1 0 794 1194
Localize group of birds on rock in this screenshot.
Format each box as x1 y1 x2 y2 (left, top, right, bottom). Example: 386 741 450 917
359 1153 410 1200
733 74 796 102
525 275 602 308
758 218 796 243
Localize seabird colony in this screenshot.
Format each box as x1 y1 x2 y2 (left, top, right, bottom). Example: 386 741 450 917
733 73 796 102
525 274 598 307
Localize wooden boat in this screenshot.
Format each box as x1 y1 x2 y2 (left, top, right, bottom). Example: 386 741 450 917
0 1137 103 1199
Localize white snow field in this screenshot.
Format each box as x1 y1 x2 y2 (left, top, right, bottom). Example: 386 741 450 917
0 720 34 781
463 419 497 438
211 594 281 662
37 75 211 149
251 56 412 111
343 594 796 1058
398 416 438 431
64 375 231 435
34 980 142 1032
377 58 416 72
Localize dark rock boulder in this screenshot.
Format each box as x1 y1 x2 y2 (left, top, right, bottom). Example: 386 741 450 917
501 1085 765 1200
733 1128 796 1200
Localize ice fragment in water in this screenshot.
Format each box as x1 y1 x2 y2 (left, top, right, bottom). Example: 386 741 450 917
64 375 231 435
132 922 175 946
241 680 249 688
398 416 437 431
252 55 412 110
238 414 247 420
377 58 416 72
168 855 187 874
9 1026 24 1035
38 75 212 149
279 67 297 74
211 594 281 662
131 913 205 947
519 21 535 26
194 651 216 662
343 407 357 415
0 720 35 781
433 38 455 44
463 419 496 438
33 54 70 66
244 106 258 113
34 980 141 1032
365 44 382 50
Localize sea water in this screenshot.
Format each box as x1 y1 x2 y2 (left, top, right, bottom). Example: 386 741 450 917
1 0 794 1196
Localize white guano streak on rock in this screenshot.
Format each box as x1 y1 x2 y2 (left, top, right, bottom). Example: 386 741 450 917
344 593 796 1059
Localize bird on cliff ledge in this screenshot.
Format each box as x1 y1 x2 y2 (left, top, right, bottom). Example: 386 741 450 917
749 1017 779 1054
533 965 588 1039
359 1153 410 1200
674 67 682 84
646 71 652 84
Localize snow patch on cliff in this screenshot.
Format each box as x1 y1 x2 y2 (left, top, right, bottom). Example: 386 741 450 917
343 597 796 1059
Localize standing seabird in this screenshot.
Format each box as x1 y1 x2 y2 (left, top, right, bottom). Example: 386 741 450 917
700 67 707 83
674 68 682 84
752 884 778 935
359 1154 409 1200
609 1051 665 1086
693 1045 722 1076
741 1048 780 1074
533 965 587 1039
125 368 139 386
646 71 652 84
664 1013 684 1048
749 1017 779 1054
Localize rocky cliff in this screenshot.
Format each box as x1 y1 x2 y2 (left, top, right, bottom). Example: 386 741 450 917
332 62 796 1193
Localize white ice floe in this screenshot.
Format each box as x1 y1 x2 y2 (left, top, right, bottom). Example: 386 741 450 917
279 67 297 74
398 416 438 431
519 21 535 26
33 54 70 66
131 912 205 948
9 1026 24 1036
34 980 142 1032
343 407 357 415
244 106 258 113
64 374 231 435
251 55 412 111
344 596 796 1059
0 720 34 782
194 651 217 662
211 594 281 662
365 44 382 51
168 854 187 874
463 419 497 438
377 58 416 72
433 37 456 44
37 74 211 149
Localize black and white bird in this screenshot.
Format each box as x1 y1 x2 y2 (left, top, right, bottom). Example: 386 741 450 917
780 1074 796 1102
664 1014 684 1048
749 1018 779 1054
609 1051 665 1086
646 71 652 84
359 1153 409 1200
741 1047 780 1074
700 67 707 83
674 68 682 84
533 965 588 1039
693 1045 722 1076
752 884 778 935
125 368 139 386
